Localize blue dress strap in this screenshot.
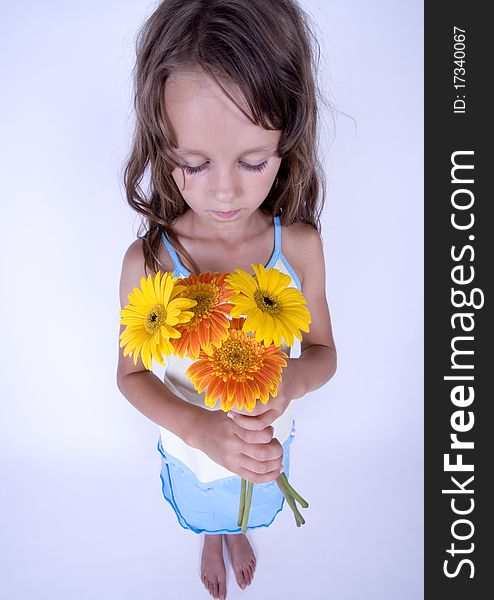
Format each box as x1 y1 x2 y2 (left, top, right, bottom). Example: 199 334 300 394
273 214 282 256
161 231 190 277
274 213 302 290
264 214 281 269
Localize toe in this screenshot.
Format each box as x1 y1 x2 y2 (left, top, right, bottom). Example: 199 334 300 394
235 567 245 589
213 578 219 598
218 580 227 600
242 568 251 587
238 572 246 589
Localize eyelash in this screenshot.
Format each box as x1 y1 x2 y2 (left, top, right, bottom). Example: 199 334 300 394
182 161 268 176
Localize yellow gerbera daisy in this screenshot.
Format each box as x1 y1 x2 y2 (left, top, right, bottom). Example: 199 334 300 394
225 264 311 347
119 271 196 371
171 272 234 359
186 318 288 412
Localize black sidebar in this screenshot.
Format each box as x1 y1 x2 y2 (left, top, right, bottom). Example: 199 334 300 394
425 2 492 598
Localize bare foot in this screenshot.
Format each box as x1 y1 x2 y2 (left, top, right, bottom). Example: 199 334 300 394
224 533 257 590
200 534 227 600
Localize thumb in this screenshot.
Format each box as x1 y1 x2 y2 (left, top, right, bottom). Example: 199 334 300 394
227 410 265 431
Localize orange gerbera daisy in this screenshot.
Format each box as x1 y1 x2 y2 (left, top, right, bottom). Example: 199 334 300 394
186 318 288 412
171 272 234 359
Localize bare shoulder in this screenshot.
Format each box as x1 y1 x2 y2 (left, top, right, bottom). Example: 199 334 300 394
121 236 175 282
122 238 146 271
119 239 148 298
281 222 325 287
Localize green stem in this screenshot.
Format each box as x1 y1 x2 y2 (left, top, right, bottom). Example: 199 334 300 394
276 476 305 527
241 481 254 534
279 473 309 508
237 478 246 527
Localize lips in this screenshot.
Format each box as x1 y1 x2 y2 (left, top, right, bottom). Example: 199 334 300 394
210 209 241 219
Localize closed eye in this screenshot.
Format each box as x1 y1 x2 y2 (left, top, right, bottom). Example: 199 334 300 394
182 161 268 176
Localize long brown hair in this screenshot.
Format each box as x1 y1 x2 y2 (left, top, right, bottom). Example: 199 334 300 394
123 0 329 276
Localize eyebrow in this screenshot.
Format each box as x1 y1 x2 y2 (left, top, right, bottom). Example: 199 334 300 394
177 145 275 156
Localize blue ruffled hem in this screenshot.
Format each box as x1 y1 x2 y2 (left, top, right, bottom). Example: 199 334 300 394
157 418 296 534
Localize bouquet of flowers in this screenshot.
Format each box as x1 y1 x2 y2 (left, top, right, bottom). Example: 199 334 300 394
119 265 311 531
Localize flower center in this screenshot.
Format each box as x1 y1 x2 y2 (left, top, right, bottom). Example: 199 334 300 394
144 304 167 334
254 289 281 315
218 340 254 372
184 283 219 326
213 333 264 380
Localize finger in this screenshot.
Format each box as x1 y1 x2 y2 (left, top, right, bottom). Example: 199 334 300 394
236 463 283 484
234 424 274 444
229 410 278 430
232 406 256 416
238 439 283 462
239 452 283 475
233 401 266 416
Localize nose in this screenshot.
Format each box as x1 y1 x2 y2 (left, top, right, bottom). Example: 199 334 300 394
210 166 239 205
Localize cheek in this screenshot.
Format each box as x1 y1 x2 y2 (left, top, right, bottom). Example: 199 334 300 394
171 169 187 190
266 158 282 181
257 174 276 194
171 170 202 202
260 162 281 189
171 170 202 211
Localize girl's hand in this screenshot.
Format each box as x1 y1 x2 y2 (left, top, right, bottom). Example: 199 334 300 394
194 408 284 484
228 388 290 431
228 364 294 431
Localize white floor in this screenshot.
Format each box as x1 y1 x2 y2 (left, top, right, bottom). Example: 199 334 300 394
1 418 422 600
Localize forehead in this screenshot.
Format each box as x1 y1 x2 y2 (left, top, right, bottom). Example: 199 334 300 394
164 70 280 155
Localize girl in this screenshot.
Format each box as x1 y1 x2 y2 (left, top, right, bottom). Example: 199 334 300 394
117 1 336 599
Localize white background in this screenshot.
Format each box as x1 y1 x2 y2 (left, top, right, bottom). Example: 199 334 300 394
0 1 423 598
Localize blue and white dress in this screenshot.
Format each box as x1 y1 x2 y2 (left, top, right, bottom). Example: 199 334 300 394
156 214 300 534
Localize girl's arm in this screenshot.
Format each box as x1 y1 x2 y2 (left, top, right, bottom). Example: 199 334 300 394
116 240 206 445
228 226 337 428
281 225 337 397
116 239 284 483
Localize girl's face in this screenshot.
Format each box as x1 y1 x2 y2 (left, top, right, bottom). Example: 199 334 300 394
164 70 282 226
